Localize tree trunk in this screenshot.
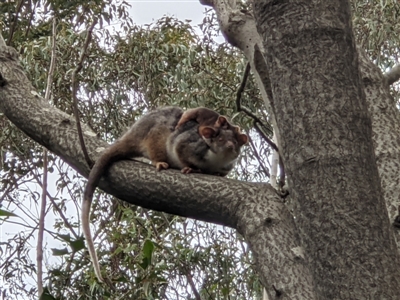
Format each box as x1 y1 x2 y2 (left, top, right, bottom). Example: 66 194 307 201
253 0 400 298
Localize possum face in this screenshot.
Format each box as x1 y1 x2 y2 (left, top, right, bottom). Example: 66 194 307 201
200 126 248 160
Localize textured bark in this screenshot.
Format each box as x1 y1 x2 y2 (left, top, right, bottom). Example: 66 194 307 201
253 0 400 298
358 50 400 247
0 42 310 297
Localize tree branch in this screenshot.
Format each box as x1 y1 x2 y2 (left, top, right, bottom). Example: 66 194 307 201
384 64 400 85
37 18 56 296
357 48 400 249
7 0 25 46
0 38 311 298
36 148 47 297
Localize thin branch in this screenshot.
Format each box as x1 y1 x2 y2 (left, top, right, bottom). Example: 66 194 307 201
384 64 400 85
45 18 57 101
71 19 97 168
23 1 37 40
253 121 278 152
254 121 286 190
31 170 79 239
37 19 57 296
7 0 25 46
185 267 201 300
36 148 48 297
235 63 273 136
236 62 251 111
235 63 284 188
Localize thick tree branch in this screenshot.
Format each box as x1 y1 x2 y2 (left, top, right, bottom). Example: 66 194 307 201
384 64 400 85
0 40 310 296
357 48 400 248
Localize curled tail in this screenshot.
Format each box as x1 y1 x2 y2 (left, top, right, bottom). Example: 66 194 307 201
82 142 131 283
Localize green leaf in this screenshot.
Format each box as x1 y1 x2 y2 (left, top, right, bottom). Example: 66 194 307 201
139 240 155 270
69 237 85 252
57 234 71 242
39 287 57 300
51 247 69 256
0 209 19 218
142 239 155 261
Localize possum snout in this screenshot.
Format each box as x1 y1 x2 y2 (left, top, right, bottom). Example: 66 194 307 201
225 141 235 150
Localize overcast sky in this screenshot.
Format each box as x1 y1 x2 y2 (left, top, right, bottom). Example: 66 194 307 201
128 0 205 25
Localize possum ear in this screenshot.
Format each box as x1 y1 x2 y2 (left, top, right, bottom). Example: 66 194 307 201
215 116 228 128
199 126 218 139
237 133 249 146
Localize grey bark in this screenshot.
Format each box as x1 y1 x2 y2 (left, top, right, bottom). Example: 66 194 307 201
0 39 312 298
253 0 400 298
358 49 400 251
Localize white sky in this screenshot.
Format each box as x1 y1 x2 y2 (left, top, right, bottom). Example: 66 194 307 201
128 0 205 25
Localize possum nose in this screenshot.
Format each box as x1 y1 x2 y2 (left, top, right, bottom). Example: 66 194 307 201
226 141 235 149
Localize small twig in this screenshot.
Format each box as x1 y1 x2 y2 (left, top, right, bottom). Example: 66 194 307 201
71 20 97 168
254 121 286 190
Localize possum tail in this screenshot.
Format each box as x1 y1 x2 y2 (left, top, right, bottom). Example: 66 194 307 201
82 140 134 283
